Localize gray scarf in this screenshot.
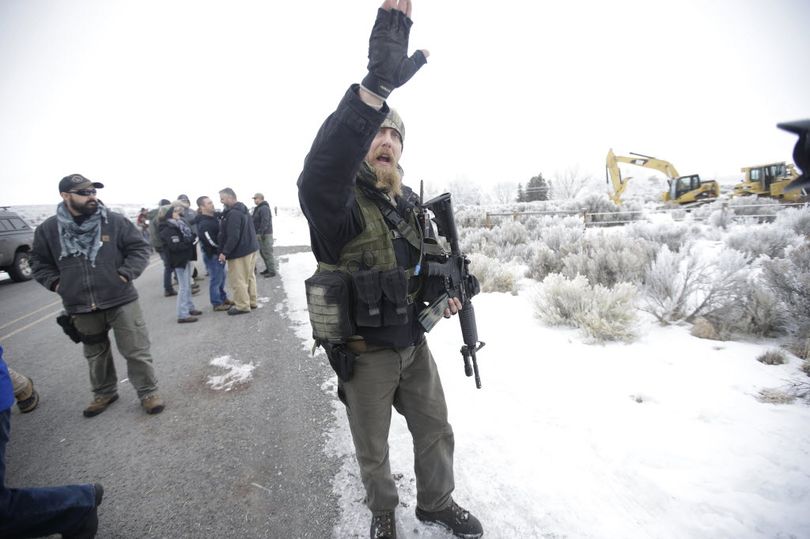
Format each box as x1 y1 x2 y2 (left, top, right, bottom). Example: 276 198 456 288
56 202 108 267
169 217 193 240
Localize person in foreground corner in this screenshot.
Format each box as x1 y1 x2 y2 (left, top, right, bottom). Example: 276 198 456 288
1 345 105 538
30 174 165 417
297 1 483 537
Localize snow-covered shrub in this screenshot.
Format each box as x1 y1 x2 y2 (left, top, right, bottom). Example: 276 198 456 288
561 229 656 287
757 349 787 365
775 206 810 237
626 220 690 252
526 244 563 281
468 253 517 294
724 224 801 259
574 282 638 343
641 245 750 325
459 227 497 258
532 274 638 343
532 273 591 326
761 242 810 336
455 206 489 229
691 318 721 340
728 196 781 223
561 192 641 225
708 207 734 229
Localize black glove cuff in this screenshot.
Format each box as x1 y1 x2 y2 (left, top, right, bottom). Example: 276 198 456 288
361 73 392 100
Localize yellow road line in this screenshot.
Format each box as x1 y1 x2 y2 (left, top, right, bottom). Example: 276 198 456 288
0 255 161 342
0 299 63 331
0 309 63 343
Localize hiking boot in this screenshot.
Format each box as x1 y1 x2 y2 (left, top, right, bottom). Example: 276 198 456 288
164 289 178 297
178 316 198 324
189 309 203 316
227 307 250 315
17 387 40 413
370 511 396 539
415 500 483 538
250 303 258 310
15 376 39 413
141 394 165 415
83 393 119 418
223 299 235 306
213 304 230 312
260 269 270 275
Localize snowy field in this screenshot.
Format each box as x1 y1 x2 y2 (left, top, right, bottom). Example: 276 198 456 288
274 210 810 539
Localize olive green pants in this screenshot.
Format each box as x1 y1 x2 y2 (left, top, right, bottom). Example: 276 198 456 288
257 234 276 273
71 300 158 399
339 338 455 514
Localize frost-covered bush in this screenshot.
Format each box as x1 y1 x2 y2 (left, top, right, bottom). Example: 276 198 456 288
575 282 638 343
728 197 781 223
761 242 810 336
626 220 690 252
526 244 562 281
774 206 810 237
757 349 787 365
460 227 497 258
455 206 489 229
560 192 642 225
725 224 802 259
561 229 656 287
468 253 517 294
641 245 750 325
532 274 637 342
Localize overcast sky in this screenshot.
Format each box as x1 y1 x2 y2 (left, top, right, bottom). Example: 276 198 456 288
1 0 808 208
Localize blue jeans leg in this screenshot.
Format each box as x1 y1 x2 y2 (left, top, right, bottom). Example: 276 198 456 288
203 253 227 306
159 250 173 292
174 263 195 319
0 409 96 538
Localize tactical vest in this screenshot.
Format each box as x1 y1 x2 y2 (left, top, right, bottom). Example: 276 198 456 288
305 185 444 345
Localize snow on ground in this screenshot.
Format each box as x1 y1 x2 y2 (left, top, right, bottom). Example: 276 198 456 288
276 211 810 539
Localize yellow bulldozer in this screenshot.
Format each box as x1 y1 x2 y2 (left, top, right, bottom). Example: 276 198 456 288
606 149 721 206
731 162 804 202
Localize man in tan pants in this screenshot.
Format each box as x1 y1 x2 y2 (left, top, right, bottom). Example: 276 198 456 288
217 188 259 315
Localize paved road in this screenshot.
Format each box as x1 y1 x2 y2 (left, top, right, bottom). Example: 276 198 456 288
0 246 340 538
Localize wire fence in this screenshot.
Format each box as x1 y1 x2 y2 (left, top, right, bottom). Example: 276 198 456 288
484 201 810 228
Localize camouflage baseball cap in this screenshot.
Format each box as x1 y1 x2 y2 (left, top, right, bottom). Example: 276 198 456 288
381 108 405 145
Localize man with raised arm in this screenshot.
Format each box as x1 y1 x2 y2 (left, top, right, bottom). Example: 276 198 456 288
297 2 483 538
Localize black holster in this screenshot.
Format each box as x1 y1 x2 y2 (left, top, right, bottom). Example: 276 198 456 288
56 312 109 345
56 312 83 344
322 343 356 383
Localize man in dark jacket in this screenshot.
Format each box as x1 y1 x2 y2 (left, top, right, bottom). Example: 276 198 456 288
31 174 165 417
251 192 276 277
148 198 176 296
296 3 482 538
218 188 259 315
196 195 231 311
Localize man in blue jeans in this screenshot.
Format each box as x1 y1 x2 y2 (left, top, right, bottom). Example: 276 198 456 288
0 345 104 538
196 196 231 311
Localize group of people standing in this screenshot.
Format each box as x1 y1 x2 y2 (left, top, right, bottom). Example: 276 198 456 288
147 190 277 322
1 178 280 537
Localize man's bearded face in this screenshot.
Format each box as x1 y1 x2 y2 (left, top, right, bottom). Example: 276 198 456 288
67 194 99 216
365 127 403 197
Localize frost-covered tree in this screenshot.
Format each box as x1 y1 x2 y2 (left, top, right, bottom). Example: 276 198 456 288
525 173 549 202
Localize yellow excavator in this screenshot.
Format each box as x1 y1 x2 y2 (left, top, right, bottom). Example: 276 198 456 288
731 162 803 202
606 149 721 205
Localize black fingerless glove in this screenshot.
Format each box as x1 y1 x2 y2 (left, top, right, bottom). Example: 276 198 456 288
361 8 427 100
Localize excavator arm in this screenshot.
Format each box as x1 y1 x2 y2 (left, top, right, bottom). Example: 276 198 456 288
606 149 680 204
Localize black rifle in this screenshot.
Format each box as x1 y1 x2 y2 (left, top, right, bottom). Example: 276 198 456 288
418 192 485 389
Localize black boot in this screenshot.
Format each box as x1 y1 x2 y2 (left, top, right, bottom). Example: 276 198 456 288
370 511 396 539
415 499 483 538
